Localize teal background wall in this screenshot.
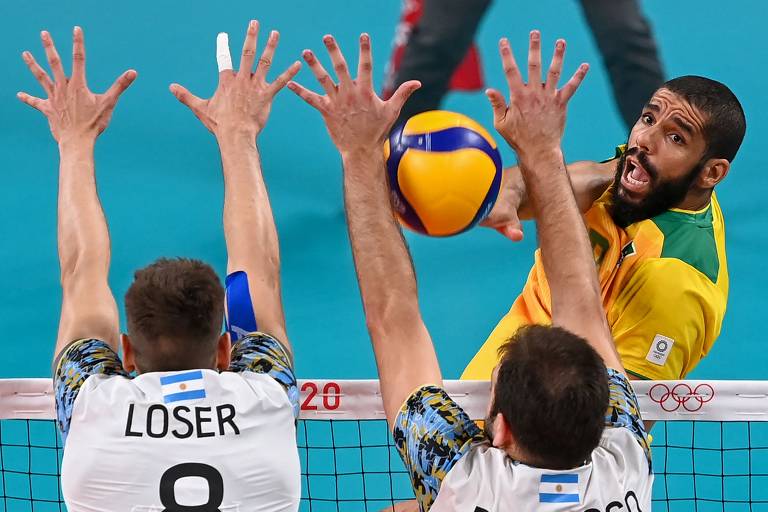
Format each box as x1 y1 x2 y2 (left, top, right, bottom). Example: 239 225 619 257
0 0 765 381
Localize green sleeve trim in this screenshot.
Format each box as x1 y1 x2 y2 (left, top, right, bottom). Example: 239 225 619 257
600 143 626 163
651 205 719 283
626 369 652 381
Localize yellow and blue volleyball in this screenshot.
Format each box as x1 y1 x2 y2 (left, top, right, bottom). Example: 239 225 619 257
385 110 502 236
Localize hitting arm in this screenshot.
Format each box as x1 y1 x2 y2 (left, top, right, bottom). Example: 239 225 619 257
483 159 615 240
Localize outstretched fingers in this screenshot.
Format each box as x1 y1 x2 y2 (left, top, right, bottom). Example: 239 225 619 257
268 60 302 96
16 92 46 112
485 88 508 120
323 35 353 89
21 51 54 96
105 69 137 102
388 80 421 113
558 63 589 103
71 26 86 86
302 49 337 96
287 81 326 111
40 31 67 85
527 30 542 87
216 32 234 82
545 39 565 92
238 20 259 79
254 29 279 83
169 83 205 110
357 33 373 90
498 38 522 94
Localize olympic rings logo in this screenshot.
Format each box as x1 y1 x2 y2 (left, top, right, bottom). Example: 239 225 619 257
648 383 715 412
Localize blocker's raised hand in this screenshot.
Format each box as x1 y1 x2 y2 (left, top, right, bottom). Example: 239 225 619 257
170 20 301 140
18 27 137 143
486 31 589 157
287 34 421 156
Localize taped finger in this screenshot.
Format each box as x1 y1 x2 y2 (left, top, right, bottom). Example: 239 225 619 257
217 32 233 72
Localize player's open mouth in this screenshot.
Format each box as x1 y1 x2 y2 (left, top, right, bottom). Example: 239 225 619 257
621 156 651 196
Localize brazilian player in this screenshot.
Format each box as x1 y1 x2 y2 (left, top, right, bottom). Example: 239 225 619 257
290 31 651 511
19 23 302 510
466 74 746 382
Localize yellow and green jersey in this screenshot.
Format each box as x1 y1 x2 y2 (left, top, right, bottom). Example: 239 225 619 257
463 151 728 381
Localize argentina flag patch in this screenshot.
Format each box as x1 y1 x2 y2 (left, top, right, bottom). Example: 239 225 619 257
160 370 207 403
539 473 580 504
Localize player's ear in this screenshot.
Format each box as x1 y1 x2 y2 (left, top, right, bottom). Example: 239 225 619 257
490 412 513 450
696 158 729 189
216 332 232 371
121 333 137 374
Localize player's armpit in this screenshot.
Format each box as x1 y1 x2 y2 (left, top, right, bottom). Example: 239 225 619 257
627 373 655 431
604 369 651 469
54 338 128 444
393 385 484 511
228 332 299 417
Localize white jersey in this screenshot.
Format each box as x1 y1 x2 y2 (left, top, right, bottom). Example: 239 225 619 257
392 369 652 512
432 428 653 511
54 334 300 512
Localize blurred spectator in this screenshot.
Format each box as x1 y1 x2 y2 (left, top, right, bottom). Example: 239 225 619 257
383 0 665 129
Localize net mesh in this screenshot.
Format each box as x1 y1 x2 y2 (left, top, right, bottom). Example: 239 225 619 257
2 379 768 511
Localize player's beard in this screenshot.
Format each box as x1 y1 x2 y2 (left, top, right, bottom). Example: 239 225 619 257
610 147 703 228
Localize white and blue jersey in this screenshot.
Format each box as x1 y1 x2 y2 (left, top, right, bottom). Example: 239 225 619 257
53 272 300 512
394 369 653 511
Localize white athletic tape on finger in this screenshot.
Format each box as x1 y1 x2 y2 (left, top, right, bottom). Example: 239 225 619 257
217 33 233 72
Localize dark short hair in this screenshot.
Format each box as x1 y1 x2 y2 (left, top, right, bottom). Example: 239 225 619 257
661 76 746 162
125 258 225 372
492 325 609 469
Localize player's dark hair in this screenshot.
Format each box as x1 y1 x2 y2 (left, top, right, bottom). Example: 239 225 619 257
125 258 225 372
661 76 746 162
491 325 609 469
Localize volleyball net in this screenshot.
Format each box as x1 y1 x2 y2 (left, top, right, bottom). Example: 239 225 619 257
2 378 768 511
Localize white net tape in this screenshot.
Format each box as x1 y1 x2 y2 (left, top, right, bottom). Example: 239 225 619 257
1 378 767 422
3 378 768 511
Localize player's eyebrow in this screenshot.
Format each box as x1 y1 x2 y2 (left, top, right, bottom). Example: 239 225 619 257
671 116 695 135
644 103 661 113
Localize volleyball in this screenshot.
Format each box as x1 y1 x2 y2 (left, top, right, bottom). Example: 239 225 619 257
385 110 502 236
